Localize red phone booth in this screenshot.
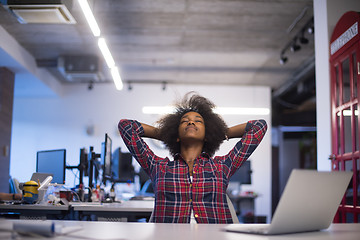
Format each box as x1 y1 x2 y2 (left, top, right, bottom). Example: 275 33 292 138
330 11 360 223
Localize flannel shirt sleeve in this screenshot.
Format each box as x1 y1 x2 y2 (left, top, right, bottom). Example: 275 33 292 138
118 119 158 173
225 119 267 178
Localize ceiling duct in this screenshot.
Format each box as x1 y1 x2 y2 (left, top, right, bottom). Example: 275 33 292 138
57 55 105 83
2 0 76 24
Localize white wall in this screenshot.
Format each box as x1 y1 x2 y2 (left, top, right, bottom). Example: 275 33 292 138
315 0 360 171
10 83 272 221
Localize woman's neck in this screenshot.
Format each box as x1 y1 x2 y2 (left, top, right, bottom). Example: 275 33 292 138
180 142 203 175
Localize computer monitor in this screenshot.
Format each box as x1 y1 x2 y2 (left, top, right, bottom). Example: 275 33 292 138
112 147 135 183
101 133 112 183
79 148 88 177
230 160 252 184
36 149 66 184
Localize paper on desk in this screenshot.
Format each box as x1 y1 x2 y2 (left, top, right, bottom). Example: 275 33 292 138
55 224 83 235
13 221 55 237
11 221 82 238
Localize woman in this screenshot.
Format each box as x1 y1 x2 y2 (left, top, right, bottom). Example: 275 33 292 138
118 93 267 223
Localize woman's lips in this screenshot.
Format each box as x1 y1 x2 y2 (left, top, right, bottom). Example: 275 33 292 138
185 126 197 131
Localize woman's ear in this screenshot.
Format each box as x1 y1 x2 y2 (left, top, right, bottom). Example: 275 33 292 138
176 138 180 142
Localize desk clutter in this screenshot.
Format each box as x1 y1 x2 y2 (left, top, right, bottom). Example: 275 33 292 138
4 133 156 220
0 199 154 222
15 173 152 206
13 133 154 204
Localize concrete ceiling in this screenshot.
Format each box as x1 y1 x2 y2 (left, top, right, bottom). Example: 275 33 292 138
0 0 315 95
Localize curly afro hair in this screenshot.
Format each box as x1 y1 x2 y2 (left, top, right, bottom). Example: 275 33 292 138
157 92 228 157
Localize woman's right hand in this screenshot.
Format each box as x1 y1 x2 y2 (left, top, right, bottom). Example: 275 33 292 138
141 123 161 140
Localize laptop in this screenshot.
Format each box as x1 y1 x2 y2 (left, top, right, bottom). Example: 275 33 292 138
224 169 352 235
31 172 53 183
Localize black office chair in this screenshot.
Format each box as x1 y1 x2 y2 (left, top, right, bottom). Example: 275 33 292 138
9 177 21 194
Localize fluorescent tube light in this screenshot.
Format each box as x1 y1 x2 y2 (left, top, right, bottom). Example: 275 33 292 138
214 107 270 115
78 0 100 37
142 106 270 115
111 67 123 90
98 38 115 68
142 106 175 115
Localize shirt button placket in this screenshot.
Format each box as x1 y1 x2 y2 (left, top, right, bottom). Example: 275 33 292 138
189 182 192 203
190 174 197 219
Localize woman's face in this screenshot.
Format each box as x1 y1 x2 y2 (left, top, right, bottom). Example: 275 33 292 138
178 111 206 142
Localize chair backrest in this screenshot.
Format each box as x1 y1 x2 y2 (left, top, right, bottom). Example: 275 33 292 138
9 177 21 194
140 179 153 194
226 194 239 223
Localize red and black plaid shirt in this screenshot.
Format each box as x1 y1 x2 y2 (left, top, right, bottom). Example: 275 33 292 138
118 119 267 223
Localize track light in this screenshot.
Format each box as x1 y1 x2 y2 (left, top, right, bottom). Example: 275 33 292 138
162 81 167 91
290 40 301 52
299 31 309 44
88 81 94 90
307 26 314 34
299 36 309 44
279 55 288 65
128 82 133 91
278 16 313 65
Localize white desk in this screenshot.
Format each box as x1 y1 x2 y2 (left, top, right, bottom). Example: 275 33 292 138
0 203 69 220
0 220 359 240
71 200 154 221
71 200 154 212
0 200 154 221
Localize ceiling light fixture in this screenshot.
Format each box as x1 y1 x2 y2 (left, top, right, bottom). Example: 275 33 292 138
78 0 123 90
279 55 288 65
128 82 133 91
299 31 309 44
78 0 100 37
214 107 270 115
279 47 288 65
98 38 115 68
279 16 314 65
111 67 123 90
162 81 167 91
290 40 301 52
307 26 314 34
142 106 175 115
299 36 309 44
142 106 270 115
